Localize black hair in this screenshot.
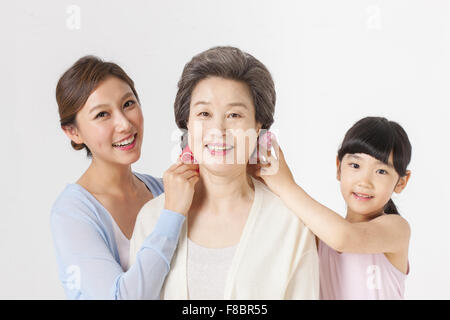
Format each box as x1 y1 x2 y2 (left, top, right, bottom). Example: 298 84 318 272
337 117 412 215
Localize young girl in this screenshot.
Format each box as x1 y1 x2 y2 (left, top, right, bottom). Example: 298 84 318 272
254 116 412 299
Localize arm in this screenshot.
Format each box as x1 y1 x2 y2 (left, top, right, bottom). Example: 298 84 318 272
51 207 184 300
252 138 410 254
279 183 410 254
116 209 185 299
51 162 199 299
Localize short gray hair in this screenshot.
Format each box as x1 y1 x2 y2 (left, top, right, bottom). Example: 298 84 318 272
174 46 276 132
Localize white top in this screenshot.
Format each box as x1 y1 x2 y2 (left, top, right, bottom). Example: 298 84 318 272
111 217 130 271
130 177 319 299
187 238 238 300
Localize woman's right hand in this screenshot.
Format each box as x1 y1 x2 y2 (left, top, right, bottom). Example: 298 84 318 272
163 160 200 216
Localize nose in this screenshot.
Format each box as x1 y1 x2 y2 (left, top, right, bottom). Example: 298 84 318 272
357 170 374 189
212 115 227 133
114 110 133 133
204 115 227 140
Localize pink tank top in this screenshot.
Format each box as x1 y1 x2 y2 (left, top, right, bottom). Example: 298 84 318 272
318 239 409 300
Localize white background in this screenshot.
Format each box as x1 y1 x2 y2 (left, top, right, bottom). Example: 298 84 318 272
1 0 449 299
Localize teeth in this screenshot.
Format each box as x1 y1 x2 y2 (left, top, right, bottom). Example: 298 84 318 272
355 193 372 198
113 135 135 147
207 145 233 151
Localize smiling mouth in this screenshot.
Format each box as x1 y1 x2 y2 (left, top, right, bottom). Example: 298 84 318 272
112 133 137 147
205 144 234 152
352 192 374 201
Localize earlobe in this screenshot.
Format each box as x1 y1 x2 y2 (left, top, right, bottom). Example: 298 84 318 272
62 124 83 145
394 170 411 194
394 180 405 194
256 122 263 136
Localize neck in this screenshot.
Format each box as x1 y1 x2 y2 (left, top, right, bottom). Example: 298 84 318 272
192 165 255 214
81 157 138 196
345 207 383 223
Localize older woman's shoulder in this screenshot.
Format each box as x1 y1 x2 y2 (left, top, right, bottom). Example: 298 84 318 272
252 179 315 253
136 191 166 222
253 179 306 226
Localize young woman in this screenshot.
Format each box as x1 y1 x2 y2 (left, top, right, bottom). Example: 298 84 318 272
254 116 412 299
51 56 199 299
130 46 319 300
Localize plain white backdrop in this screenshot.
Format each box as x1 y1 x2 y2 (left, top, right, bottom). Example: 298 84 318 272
1 0 449 299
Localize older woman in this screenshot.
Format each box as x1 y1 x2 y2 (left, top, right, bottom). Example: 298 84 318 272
130 46 319 299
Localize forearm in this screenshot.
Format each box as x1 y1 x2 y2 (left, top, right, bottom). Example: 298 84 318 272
52 208 184 300
117 209 184 299
279 182 352 251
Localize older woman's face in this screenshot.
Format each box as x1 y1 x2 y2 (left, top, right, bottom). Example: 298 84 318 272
187 76 262 173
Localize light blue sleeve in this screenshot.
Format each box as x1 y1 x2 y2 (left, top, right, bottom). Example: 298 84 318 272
51 201 185 300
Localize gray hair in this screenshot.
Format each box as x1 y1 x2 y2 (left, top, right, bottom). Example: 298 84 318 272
174 46 276 134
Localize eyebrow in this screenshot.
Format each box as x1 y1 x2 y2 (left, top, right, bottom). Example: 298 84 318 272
347 154 394 169
192 101 248 109
89 92 135 115
348 154 361 160
376 159 395 169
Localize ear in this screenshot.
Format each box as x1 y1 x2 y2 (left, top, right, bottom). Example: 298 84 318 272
61 124 83 145
394 170 411 194
256 122 263 136
185 121 191 148
336 156 341 181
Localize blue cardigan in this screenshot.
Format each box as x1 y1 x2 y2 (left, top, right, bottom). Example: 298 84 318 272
50 172 184 299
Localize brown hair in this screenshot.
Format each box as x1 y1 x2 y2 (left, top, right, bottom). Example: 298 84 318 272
174 46 276 134
56 55 140 157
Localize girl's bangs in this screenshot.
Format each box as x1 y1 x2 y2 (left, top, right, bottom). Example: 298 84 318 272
338 129 394 165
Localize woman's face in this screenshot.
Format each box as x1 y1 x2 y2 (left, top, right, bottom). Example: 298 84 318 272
65 76 144 166
187 76 262 174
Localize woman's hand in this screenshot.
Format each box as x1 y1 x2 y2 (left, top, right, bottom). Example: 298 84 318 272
163 160 200 216
249 134 297 197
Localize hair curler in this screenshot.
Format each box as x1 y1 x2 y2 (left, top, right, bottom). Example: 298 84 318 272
179 145 199 172
250 130 273 163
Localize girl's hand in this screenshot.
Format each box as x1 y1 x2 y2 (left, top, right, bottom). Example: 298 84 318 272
163 160 200 216
250 134 297 197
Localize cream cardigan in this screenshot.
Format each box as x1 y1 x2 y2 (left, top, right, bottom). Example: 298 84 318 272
129 178 319 299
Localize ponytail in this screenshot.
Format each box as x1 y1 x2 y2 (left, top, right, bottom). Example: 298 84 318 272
383 198 400 215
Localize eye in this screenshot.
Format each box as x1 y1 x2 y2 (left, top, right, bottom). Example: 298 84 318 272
377 169 388 175
349 163 360 169
228 113 241 119
124 100 136 108
95 111 108 119
198 111 210 117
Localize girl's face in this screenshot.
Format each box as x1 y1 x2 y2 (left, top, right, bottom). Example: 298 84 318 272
187 76 262 175
63 76 143 166
337 152 409 217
